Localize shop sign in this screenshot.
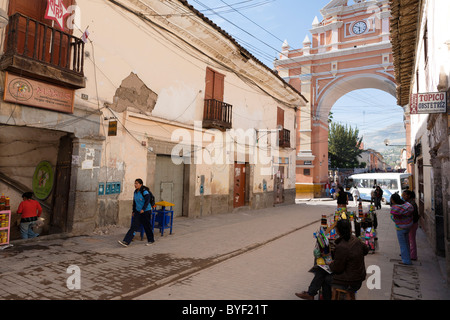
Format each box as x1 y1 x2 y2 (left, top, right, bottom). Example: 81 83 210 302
32 161 54 200
4 72 74 113
108 121 118 136
410 92 447 114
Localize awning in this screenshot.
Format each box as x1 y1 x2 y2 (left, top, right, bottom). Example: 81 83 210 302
389 0 421 106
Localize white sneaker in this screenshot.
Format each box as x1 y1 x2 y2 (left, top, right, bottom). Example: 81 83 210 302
145 241 155 246
118 240 129 247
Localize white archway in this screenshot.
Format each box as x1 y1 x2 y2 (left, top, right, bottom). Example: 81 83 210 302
316 73 397 123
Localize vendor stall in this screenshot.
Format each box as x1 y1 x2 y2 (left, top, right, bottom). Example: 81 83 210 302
311 203 378 276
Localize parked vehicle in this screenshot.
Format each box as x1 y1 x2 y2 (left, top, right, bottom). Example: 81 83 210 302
348 172 412 204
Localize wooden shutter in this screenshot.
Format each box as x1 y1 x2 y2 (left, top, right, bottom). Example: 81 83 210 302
205 67 225 101
277 107 284 128
213 72 224 101
205 67 215 100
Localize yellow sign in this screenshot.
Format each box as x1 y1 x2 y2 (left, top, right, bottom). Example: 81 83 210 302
108 121 118 136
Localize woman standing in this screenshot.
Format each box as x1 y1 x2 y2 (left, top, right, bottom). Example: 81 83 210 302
118 179 155 247
390 193 414 265
402 190 419 261
336 186 348 209
375 186 383 209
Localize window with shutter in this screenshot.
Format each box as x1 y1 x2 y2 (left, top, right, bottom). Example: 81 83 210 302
203 67 232 130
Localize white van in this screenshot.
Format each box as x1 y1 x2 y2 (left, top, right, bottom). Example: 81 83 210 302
348 172 412 203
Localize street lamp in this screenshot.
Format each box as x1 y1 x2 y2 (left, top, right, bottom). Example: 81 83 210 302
384 139 406 147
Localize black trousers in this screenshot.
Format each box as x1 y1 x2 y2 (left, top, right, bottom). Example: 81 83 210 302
123 211 154 244
308 268 333 300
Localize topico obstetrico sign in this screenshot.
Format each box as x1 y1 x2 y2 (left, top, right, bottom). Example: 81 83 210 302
410 92 447 114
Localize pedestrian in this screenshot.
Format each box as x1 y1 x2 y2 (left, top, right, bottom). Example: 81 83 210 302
325 182 331 198
370 186 376 204
351 186 360 206
390 193 414 265
402 190 419 261
329 219 369 299
330 187 336 199
336 186 348 209
118 179 155 247
17 192 42 239
375 186 383 209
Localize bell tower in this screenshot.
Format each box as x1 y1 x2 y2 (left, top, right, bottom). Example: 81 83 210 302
275 0 395 198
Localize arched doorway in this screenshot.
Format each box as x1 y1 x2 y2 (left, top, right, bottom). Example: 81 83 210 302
274 0 407 198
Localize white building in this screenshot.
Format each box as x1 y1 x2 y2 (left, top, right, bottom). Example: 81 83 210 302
0 0 306 239
391 0 450 283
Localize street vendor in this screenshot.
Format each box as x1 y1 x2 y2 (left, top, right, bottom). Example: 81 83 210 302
329 219 369 299
295 221 337 300
336 186 348 209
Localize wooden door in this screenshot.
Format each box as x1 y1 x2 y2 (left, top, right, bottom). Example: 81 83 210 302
50 134 72 233
233 163 246 208
154 155 184 217
274 166 284 204
204 68 225 120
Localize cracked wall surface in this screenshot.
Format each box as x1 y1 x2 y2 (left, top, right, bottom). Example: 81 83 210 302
110 72 158 115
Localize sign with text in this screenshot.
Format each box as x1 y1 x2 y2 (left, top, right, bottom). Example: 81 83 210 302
4 73 74 113
108 121 118 136
410 92 447 114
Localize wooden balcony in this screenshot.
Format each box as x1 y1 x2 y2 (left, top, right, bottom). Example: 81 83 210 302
203 99 232 131
279 128 291 148
0 13 85 89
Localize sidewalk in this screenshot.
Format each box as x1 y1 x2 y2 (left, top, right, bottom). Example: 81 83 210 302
0 201 448 300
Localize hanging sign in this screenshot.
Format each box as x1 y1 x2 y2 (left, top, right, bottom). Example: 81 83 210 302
410 92 447 114
4 72 74 113
108 121 118 136
45 0 69 30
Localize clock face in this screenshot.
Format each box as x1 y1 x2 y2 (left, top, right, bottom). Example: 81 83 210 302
352 21 367 35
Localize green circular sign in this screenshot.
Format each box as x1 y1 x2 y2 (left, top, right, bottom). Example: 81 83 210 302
32 161 54 200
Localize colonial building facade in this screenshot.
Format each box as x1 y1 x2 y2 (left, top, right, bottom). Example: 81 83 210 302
0 0 306 239
390 0 450 283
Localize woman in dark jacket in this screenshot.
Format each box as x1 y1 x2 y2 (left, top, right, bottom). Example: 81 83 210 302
329 219 369 298
336 186 348 209
118 178 155 247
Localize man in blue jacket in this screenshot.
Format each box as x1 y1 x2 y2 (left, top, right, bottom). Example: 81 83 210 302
118 179 155 247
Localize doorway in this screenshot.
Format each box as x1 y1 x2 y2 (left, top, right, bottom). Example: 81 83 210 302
50 134 73 233
274 166 285 204
154 155 184 217
233 162 248 208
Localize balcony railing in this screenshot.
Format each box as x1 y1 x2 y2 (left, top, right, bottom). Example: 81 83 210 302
279 128 291 148
0 12 85 88
203 99 232 130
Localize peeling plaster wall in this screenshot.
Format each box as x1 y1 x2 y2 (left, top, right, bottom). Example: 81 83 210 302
74 0 299 221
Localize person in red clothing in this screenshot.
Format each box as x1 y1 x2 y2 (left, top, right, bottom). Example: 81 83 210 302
17 192 42 239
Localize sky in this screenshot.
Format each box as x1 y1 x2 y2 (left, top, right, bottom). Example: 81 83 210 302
188 0 406 150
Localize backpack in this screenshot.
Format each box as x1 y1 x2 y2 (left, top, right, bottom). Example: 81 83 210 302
140 186 156 207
